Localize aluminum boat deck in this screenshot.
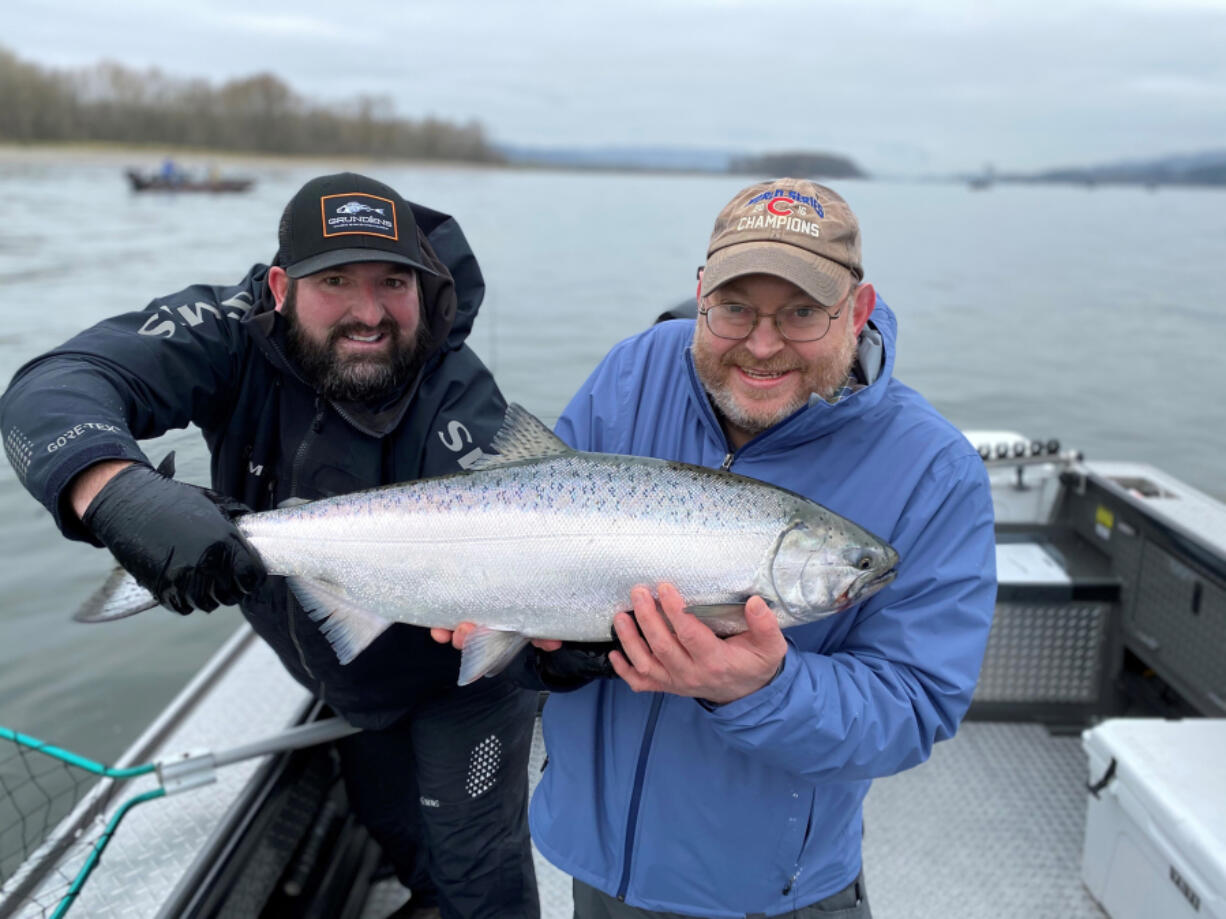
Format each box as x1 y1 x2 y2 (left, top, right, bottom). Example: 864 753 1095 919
4 447 1224 918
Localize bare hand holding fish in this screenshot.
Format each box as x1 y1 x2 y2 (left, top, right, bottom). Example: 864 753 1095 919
612 584 787 703
436 584 787 702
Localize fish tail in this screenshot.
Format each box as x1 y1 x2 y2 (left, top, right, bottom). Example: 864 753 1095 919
73 566 160 622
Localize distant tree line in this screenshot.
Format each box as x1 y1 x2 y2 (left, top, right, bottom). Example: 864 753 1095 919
0 46 502 163
1028 163 1226 188
729 151 866 180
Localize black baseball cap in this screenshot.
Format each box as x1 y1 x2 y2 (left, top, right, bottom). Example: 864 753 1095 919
278 172 440 279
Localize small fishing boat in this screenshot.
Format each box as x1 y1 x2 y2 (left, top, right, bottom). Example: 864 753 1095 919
124 169 255 194
3 307 1225 919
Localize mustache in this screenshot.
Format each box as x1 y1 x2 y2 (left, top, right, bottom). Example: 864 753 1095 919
327 319 400 346
720 349 804 375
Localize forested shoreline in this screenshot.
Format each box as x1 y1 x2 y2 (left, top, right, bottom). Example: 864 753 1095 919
0 46 501 164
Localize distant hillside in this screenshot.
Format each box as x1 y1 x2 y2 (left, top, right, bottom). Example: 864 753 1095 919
498 144 735 172
1019 150 1226 187
499 144 867 179
729 151 866 179
0 45 500 163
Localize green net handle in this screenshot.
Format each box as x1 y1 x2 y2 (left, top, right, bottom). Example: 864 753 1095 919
0 727 156 780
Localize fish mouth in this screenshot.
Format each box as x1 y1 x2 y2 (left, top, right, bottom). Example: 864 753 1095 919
854 566 897 598
833 566 898 608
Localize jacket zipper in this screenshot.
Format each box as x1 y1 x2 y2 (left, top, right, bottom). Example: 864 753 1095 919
286 599 318 685
328 398 377 437
289 396 326 497
261 338 352 697
720 452 734 471
285 395 326 688
616 694 664 900
249 340 322 686
782 792 816 896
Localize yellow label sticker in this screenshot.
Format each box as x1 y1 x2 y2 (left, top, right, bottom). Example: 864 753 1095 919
1095 506 1115 529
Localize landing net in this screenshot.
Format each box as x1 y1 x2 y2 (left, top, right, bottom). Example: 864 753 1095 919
0 726 158 919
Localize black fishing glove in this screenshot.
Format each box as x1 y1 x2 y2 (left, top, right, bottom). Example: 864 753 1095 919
82 463 267 615
517 640 619 692
517 610 654 691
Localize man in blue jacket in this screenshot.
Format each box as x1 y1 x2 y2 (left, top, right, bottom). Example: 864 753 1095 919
442 177 997 917
0 173 539 919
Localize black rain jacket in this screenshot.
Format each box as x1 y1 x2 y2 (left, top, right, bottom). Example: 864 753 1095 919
0 202 506 728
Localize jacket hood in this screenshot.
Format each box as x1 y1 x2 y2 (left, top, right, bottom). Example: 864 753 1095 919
685 295 900 454
240 200 486 435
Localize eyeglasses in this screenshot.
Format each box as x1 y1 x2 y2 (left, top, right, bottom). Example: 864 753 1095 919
698 300 844 343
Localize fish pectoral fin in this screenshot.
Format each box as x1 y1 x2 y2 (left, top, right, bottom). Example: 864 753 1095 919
467 403 572 470
74 566 160 623
287 576 393 665
458 628 530 686
685 603 752 636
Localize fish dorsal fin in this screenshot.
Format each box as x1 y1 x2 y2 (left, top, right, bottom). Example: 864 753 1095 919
469 403 571 470
155 450 176 477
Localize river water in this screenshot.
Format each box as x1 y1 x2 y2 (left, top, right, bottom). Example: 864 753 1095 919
1 150 1224 762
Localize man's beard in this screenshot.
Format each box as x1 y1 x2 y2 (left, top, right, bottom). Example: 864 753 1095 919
691 320 859 437
282 287 434 402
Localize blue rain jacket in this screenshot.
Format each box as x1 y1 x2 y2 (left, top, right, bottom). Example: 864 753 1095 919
530 301 997 917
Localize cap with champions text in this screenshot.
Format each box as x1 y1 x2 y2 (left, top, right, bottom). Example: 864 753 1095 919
277 172 439 279
701 178 862 305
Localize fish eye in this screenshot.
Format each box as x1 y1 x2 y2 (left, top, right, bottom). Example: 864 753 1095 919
857 556 873 571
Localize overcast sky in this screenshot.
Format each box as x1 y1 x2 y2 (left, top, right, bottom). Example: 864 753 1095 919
6 0 1225 175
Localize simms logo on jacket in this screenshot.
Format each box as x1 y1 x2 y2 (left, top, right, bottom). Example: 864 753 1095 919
321 193 398 239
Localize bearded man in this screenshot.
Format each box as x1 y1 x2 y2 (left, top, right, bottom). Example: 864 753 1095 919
438 178 997 918
0 173 539 919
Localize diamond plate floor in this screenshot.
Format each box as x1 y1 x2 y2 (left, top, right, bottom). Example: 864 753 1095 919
513 721 1108 919
520 721 1107 919
862 722 1107 918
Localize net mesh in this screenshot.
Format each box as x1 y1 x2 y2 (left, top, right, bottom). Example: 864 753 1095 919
0 732 137 919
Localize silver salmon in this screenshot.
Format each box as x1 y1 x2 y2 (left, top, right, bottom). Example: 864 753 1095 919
79 405 898 684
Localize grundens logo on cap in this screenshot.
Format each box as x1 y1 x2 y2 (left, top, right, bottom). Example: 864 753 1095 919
281 171 438 279
321 192 399 240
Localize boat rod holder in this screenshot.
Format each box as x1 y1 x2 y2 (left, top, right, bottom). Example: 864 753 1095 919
980 449 1083 470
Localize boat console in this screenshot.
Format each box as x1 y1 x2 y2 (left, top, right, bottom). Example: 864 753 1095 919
967 431 1225 727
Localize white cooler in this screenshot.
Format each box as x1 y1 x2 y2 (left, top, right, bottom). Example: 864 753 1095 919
1081 719 1226 919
